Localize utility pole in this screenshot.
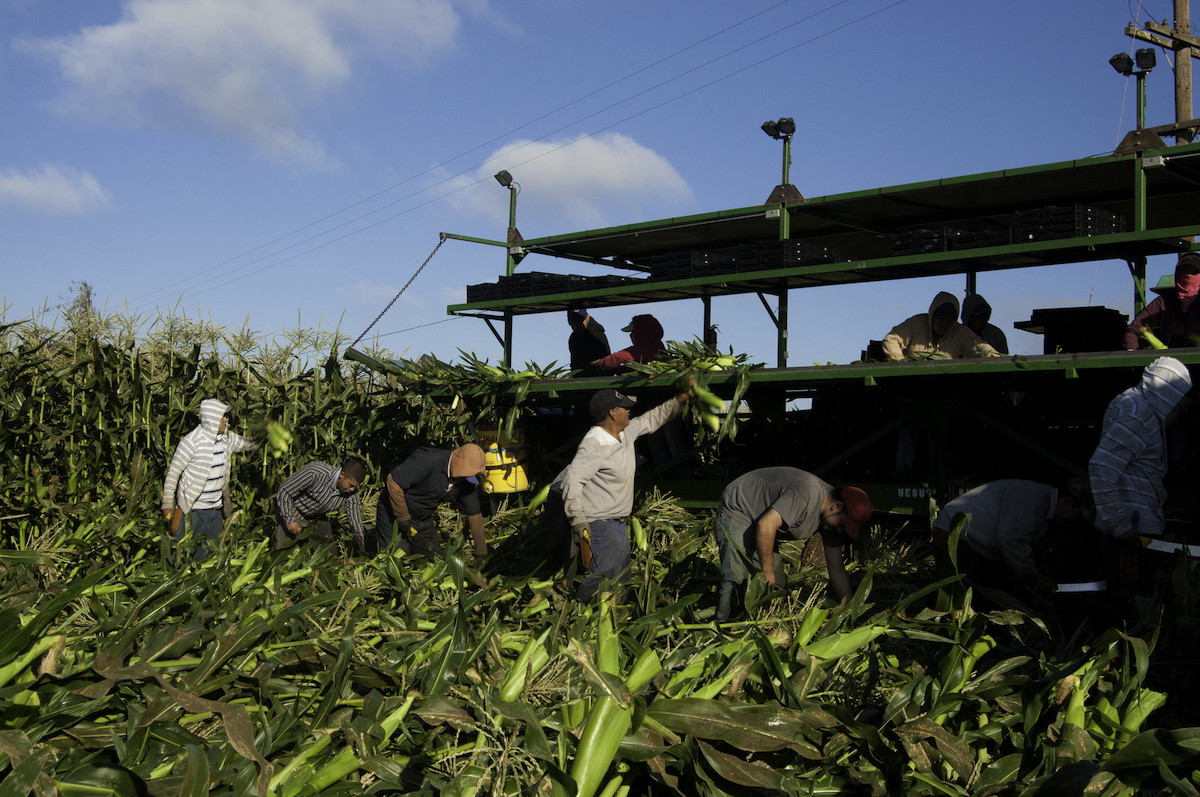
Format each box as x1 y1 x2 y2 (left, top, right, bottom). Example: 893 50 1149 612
1126 0 1198 143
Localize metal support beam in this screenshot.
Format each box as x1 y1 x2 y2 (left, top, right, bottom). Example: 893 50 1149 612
504 184 523 276
778 288 789 368
756 292 779 325
482 317 506 348
503 310 513 368
1132 146 1150 312
754 290 788 367
702 296 713 349
1129 256 1149 312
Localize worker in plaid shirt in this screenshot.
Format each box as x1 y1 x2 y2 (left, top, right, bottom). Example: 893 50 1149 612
273 457 369 553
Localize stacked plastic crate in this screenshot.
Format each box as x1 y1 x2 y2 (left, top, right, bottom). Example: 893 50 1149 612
1014 204 1125 242
737 240 841 270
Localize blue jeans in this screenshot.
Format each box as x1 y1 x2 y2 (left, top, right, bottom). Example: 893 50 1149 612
576 517 630 601
176 508 223 562
715 509 785 621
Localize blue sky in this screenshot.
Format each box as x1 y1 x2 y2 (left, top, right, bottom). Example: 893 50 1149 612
1 0 1192 368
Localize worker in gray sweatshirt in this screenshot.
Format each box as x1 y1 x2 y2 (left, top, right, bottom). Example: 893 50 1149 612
553 386 692 600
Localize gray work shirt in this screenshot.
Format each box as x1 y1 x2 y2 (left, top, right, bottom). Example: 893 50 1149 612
718 467 833 542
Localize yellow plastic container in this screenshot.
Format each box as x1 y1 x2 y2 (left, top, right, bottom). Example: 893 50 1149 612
480 430 529 494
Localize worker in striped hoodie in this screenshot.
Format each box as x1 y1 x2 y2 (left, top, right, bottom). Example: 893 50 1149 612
1089 357 1192 598
161 398 259 560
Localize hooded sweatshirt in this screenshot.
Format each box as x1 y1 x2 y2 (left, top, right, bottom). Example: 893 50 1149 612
882 291 1001 361
1089 357 1192 536
960 294 1009 354
594 314 666 373
162 398 259 514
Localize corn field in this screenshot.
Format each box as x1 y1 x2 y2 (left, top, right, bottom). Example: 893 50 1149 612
1 311 1199 796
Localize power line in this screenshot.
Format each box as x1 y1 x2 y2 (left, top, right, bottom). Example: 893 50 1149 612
130 0 813 308
139 0 913 307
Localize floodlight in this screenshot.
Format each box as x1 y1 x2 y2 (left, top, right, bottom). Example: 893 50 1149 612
777 117 796 136
494 170 513 188
1135 48 1156 70
1109 52 1134 76
761 120 779 139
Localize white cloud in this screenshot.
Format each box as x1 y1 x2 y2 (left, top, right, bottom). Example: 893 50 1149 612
0 164 112 214
20 0 467 168
445 133 693 229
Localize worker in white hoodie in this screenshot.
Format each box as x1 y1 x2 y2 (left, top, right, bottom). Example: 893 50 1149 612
162 398 259 560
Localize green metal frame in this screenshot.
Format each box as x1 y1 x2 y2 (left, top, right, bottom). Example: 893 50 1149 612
445 141 1200 368
364 140 1200 512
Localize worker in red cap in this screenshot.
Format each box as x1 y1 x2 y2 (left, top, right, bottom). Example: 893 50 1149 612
591 313 665 373
713 467 872 621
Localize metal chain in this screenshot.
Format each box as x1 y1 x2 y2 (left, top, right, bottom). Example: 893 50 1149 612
349 234 447 349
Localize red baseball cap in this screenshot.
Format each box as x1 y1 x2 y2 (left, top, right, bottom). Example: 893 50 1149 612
840 486 873 539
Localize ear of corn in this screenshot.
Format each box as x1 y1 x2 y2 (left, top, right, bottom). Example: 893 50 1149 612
630 516 647 551
497 627 552 702
1138 328 1168 349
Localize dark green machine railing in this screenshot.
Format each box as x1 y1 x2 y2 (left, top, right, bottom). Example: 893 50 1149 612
445 140 1200 368
345 346 1200 514
386 140 1200 514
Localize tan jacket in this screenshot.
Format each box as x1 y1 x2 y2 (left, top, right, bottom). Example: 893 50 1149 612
882 291 1001 361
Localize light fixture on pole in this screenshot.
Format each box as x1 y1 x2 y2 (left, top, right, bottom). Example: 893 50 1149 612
1109 48 1158 131
493 170 523 274
761 116 803 207
1108 52 1134 76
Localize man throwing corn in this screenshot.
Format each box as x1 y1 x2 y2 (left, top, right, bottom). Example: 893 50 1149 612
714 467 872 621
553 386 692 600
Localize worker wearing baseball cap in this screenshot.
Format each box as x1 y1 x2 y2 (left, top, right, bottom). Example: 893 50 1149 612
551 384 693 600
567 304 610 377
713 467 872 621
591 313 666 374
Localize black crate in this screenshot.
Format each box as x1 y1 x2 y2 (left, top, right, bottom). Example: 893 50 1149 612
889 228 954 256
947 229 1012 250
497 273 530 298
530 273 575 294
1014 204 1125 242
891 227 1013 254
648 250 736 280
738 240 841 270
466 282 500 303
498 271 578 297
589 274 644 288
